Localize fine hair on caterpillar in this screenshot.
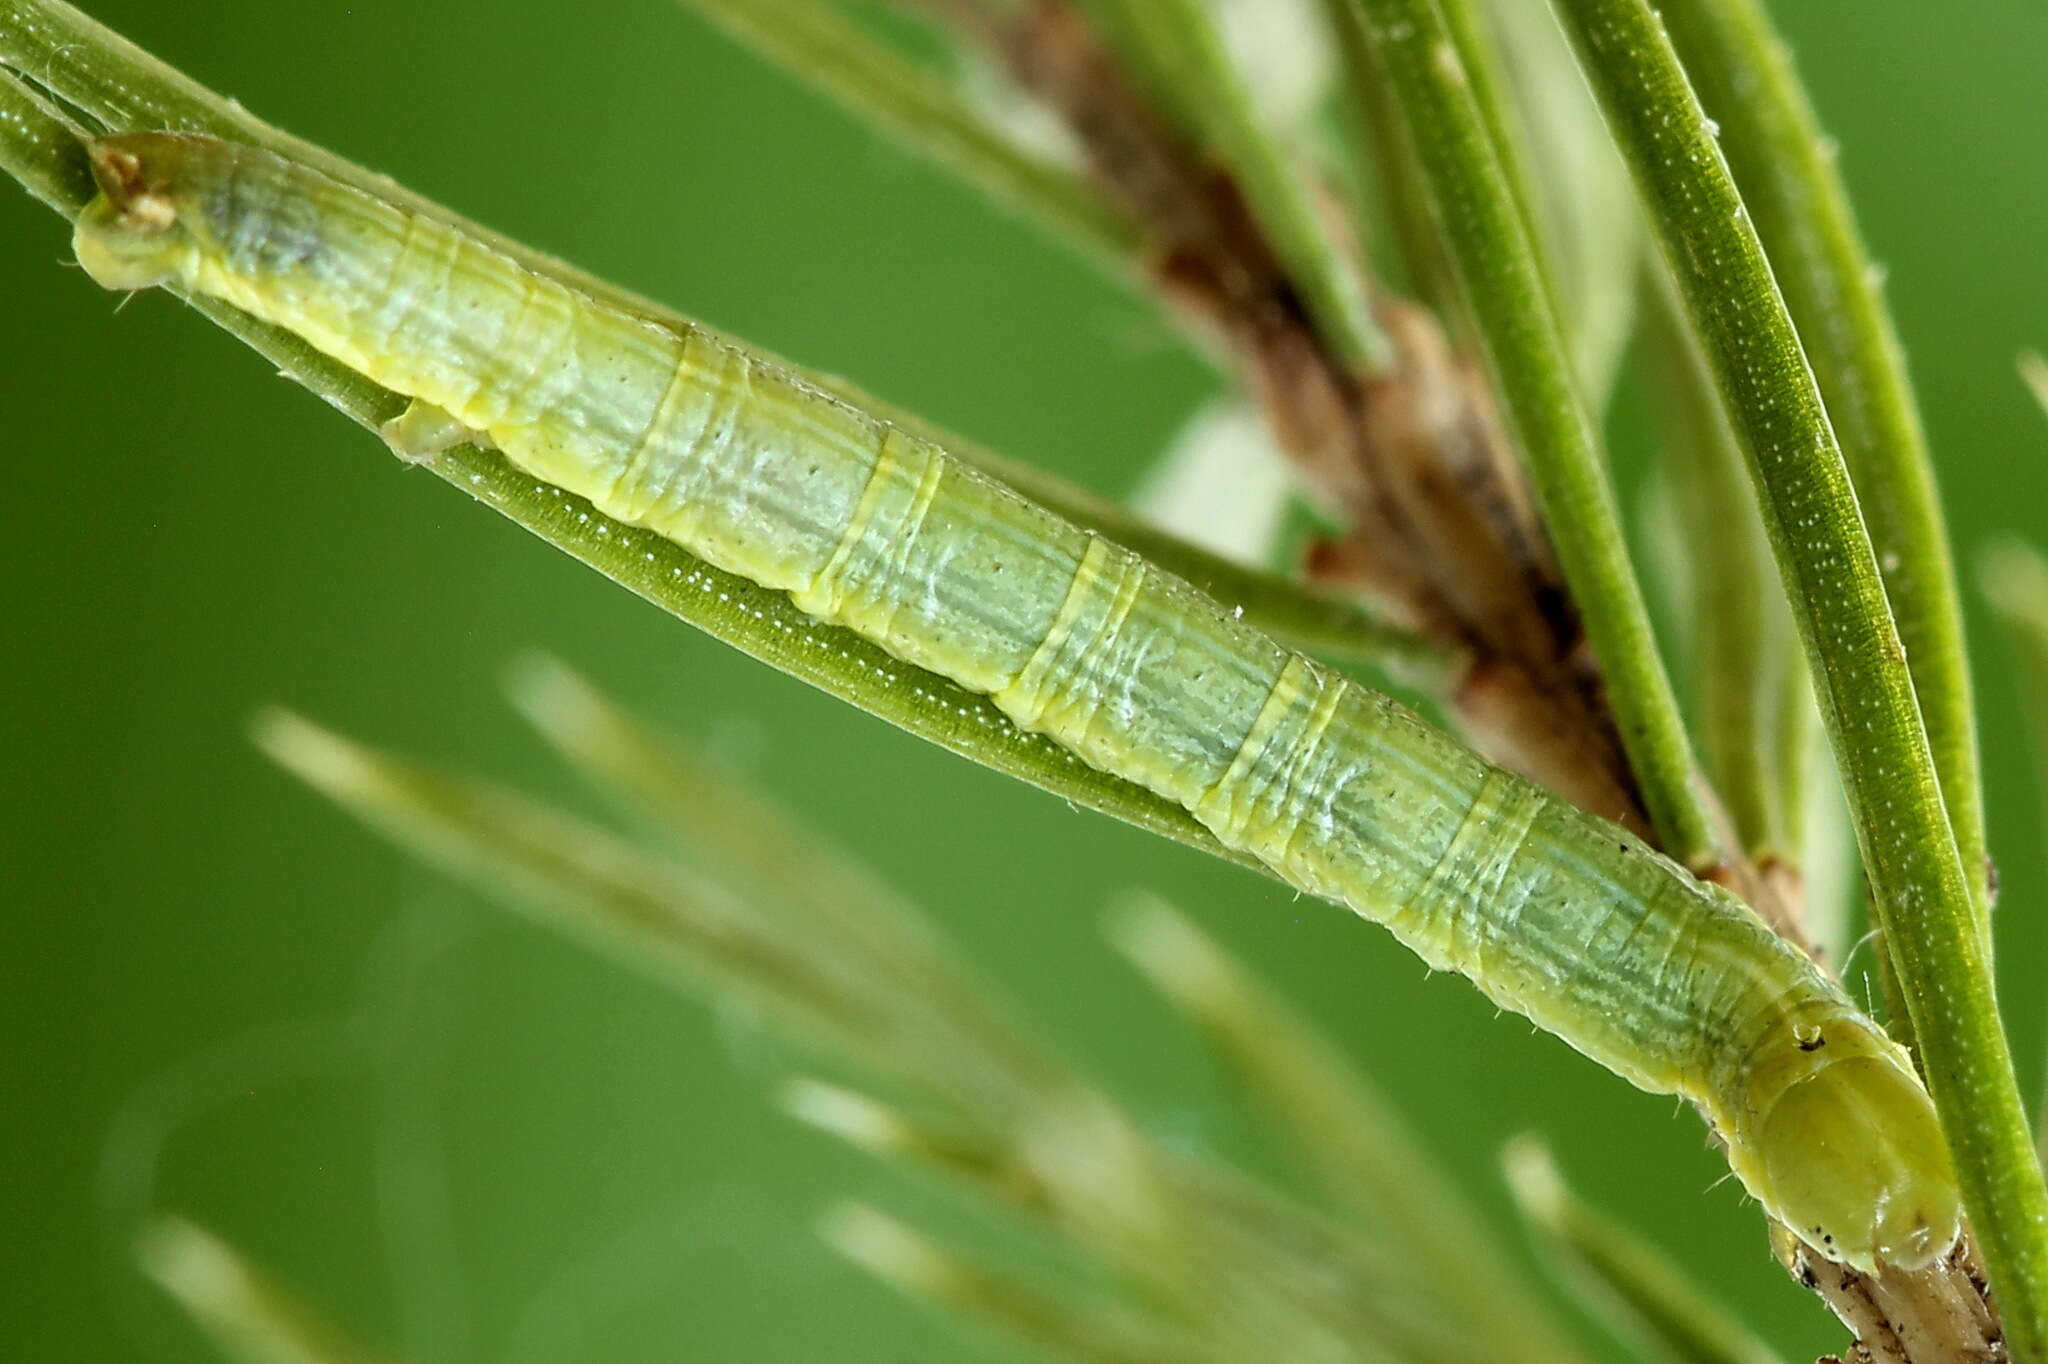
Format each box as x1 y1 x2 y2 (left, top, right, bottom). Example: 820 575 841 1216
72 128 1962 1274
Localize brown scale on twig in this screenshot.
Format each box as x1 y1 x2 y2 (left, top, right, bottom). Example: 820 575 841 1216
953 0 1651 835
1780 1228 2005 1363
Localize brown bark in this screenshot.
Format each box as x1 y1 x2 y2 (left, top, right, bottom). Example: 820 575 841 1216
1785 1229 2005 1363
994 1 1651 836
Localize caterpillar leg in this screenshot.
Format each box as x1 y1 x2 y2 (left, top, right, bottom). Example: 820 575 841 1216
378 399 489 465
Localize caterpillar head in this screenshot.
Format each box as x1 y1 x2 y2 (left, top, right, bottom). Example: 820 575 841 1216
1724 1014 1960 1273
73 133 214 293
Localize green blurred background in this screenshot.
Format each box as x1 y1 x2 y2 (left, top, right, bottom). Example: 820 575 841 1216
5 2 2047 1359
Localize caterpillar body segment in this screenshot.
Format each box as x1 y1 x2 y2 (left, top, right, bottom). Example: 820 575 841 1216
72 131 1959 1272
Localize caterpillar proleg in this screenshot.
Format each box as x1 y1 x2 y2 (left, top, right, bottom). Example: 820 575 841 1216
72 131 1960 1272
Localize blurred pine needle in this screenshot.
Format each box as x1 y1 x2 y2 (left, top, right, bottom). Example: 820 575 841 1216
1504 1139 1787 1364
246 661 1633 1364
139 1218 392 1364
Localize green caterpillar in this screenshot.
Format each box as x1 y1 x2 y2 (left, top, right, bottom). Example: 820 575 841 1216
72 130 1958 1272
